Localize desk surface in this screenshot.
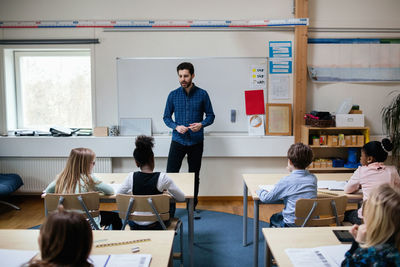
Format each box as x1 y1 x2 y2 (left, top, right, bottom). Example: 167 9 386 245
0 229 175 267
263 226 352 266
243 173 361 200
95 172 194 198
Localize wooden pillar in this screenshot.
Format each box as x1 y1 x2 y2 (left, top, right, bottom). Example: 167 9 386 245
293 0 308 142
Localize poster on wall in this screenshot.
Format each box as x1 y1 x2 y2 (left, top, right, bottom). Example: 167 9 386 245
269 41 293 74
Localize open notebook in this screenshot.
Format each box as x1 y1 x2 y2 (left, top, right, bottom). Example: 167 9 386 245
285 244 350 267
317 180 347 191
0 249 151 267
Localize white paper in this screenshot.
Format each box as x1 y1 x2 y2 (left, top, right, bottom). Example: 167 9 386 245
317 180 347 191
258 184 275 191
91 254 152 267
285 244 350 267
247 115 265 136
250 65 267 89
269 75 290 100
0 249 38 267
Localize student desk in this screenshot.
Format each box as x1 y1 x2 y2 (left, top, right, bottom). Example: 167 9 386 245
0 229 175 267
242 173 361 267
95 172 195 267
263 226 352 267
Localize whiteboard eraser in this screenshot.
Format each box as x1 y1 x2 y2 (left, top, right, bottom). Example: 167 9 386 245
231 109 236 123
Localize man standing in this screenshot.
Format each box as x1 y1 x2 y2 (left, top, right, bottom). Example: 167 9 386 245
163 62 215 210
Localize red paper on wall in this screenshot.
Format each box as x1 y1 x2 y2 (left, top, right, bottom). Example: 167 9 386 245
245 90 265 115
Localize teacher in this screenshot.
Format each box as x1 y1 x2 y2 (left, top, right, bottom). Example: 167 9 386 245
163 62 215 210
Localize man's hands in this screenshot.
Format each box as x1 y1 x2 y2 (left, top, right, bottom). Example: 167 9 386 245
175 123 202 134
350 224 367 244
188 123 202 132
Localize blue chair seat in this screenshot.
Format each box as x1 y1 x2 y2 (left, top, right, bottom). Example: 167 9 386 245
0 174 24 210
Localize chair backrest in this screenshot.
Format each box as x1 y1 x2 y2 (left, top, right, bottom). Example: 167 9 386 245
44 192 100 229
116 194 171 225
294 195 348 227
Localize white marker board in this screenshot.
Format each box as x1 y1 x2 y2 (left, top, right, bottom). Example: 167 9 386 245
117 57 267 134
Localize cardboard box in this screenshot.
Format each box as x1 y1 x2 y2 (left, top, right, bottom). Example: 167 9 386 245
350 110 363 114
335 114 365 127
357 135 365 146
327 135 338 146
93 127 109 137
345 135 351 146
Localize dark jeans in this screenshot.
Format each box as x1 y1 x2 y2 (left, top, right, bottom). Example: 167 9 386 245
344 209 363 225
269 212 297 228
100 211 123 230
167 141 203 208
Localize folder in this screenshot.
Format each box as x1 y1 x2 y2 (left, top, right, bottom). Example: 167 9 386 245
245 90 265 115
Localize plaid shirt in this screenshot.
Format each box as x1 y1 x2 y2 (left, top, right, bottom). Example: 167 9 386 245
163 84 215 146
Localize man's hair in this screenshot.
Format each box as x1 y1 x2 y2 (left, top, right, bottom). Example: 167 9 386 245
287 143 313 169
177 62 194 75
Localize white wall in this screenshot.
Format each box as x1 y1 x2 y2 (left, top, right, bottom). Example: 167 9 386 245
1 0 399 195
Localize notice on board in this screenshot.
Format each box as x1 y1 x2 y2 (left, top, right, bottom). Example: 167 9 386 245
269 41 293 74
250 65 267 89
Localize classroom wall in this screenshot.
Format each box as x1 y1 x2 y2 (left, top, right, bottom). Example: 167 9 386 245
1 0 399 195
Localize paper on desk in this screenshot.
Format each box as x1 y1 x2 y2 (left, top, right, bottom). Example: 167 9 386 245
91 254 152 267
259 185 275 191
285 244 350 267
109 183 122 193
0 249 38 267
318 180 347 191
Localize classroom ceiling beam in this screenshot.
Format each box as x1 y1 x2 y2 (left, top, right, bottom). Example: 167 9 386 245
293 0 308 143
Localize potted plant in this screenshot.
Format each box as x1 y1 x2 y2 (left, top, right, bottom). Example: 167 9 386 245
381 91 400 172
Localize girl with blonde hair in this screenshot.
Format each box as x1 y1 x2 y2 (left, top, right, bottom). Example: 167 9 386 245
342 183 400 266
45 148 121 229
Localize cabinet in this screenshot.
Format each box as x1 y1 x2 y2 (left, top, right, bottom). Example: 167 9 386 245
301 125 370 172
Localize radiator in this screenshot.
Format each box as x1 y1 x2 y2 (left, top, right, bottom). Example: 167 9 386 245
0 158 112 193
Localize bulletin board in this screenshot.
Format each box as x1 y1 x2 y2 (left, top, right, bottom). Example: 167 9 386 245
116 57 267 134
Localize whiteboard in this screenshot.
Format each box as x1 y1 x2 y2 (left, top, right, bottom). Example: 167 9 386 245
117 57 267 134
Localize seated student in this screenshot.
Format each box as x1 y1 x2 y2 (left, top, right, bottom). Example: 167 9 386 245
256 143 317 227
45 147 122 230
26 206 93 267
117 135 185 230
342 183 400 266
344 138 400 225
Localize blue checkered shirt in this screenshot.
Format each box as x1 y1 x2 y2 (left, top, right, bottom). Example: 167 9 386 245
163 84 215 146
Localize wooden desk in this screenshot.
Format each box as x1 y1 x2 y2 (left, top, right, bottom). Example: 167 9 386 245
95 172 195 267
263 226 352 267
0 229 175 267
242 173 361 267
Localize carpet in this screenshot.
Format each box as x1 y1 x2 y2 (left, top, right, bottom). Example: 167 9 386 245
173 209 269 267
31 209 270 267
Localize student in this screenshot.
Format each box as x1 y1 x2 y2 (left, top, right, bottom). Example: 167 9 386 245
44 147 122 230
117 135 185 230
344 138 400 225
26 206 93 267
342 183 400 266
256 143 317 227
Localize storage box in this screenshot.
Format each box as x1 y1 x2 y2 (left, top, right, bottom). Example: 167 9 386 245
93 127 108 137
357 135 365 146
335 114 365 127
327 135 338 146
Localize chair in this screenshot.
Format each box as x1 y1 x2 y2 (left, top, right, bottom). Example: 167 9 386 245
294 195 348 227
0 174 24 210
116 193 183 266
44 192 100 230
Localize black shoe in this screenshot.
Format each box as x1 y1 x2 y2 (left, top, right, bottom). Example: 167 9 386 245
194 209 201 220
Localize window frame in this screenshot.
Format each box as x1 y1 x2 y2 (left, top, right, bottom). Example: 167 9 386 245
11 49 94 130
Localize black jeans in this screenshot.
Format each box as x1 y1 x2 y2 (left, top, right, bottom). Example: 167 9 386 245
167 141 203 208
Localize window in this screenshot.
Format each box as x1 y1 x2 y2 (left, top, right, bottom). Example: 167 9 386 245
12 50 92 129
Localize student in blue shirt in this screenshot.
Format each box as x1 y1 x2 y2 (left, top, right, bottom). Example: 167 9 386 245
256 143 317 227
163 62 215 210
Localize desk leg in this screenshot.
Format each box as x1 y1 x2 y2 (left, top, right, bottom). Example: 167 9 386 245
243 181 248 246
253 199 259 267
266 241 272 267
187 198 194 267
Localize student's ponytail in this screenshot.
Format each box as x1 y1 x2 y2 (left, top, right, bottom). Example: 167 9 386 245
133 135 155 167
